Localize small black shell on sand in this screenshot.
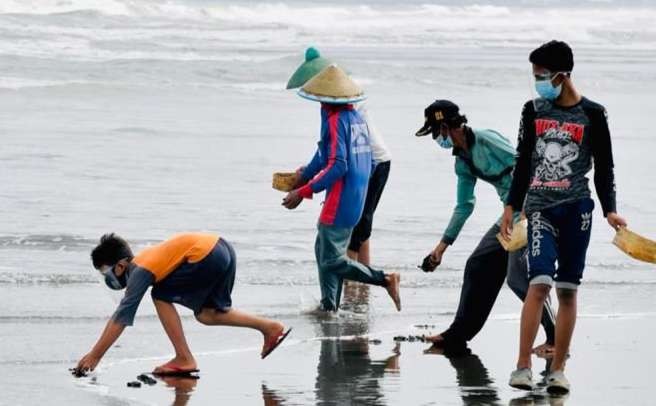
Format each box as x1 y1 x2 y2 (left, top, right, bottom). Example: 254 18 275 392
393 335 427 343
69 367 87 378
137 374 157 385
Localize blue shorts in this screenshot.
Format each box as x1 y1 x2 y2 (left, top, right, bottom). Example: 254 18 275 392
151 238 236 314
527 198 594 290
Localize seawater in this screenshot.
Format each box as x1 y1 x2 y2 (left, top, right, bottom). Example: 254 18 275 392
0 1 655 403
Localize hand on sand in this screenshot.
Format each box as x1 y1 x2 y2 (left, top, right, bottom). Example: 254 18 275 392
384 273 401 311
282 190 303 210
607 212 627 230
423 344 445 356
500 206 514 241
75 352 101 374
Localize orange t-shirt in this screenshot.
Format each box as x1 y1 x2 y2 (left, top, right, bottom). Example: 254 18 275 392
133 233 220 282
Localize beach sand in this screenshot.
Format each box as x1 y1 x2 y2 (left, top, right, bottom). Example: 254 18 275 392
4 282 655 406
1 1 655 405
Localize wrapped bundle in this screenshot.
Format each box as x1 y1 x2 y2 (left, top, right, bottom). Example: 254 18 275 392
497 219 528 252
272 172 299 192
613 227 656 264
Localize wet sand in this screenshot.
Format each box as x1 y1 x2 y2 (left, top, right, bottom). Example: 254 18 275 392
9 283 652 406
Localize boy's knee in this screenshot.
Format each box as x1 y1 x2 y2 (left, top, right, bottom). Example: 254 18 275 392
528 284 551 301
320 257 347 272
556 287 577 305
195 310 212 325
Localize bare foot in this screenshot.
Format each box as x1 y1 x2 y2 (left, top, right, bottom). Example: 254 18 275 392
423 344 445 355
385 273 401 311
533 342 555 356
153 356 197 374
425 334 445 345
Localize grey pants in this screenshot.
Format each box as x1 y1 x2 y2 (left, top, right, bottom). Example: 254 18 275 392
441 224 556 347
315 223 387 311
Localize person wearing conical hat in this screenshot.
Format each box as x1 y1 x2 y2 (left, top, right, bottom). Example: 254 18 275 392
287 47 392 268
281 62 400 313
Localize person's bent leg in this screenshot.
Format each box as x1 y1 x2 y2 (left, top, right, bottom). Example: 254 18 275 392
315 228 341 311
319 224 399 310
347 160 389 268
153 299 196 371
438 225 508 347
316 226 345 311
358 240 371 266
196 308 285 356
551 288 577 372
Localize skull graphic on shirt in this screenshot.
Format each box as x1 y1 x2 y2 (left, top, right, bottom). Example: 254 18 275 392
534 129 580 182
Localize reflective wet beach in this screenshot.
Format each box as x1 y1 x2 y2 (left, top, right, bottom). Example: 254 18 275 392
1 1 656 405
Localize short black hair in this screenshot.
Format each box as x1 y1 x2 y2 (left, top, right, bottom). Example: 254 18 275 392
529 40 574 73
91 233 134 269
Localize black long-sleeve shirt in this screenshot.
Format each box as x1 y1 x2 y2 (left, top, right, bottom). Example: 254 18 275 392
506 97 617 216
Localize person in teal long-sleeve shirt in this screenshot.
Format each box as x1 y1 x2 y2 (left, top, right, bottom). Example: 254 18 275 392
416 100 555 353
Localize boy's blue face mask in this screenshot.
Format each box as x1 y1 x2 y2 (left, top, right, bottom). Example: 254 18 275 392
534 72 565 101
100 264 127 290
434 122 453 149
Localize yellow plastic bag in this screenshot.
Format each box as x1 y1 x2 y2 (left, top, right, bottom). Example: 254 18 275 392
272 172 299 192
613 227 656 264
496 219 528 252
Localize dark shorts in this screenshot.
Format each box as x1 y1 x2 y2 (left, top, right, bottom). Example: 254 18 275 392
527 198 594 290
151 238 236 314
349 160 390 251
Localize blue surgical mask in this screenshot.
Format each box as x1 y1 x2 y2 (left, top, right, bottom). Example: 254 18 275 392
100 264 127 290
435 134 453 149
535 74 563 101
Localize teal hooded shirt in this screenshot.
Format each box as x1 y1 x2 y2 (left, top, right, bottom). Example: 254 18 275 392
442 128 517 245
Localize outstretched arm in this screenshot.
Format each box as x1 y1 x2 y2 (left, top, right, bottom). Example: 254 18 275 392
422 171 476 272
76 319 125 373
75 268 154 373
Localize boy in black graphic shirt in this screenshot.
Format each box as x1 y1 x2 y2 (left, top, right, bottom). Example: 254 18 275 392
501 40 627 393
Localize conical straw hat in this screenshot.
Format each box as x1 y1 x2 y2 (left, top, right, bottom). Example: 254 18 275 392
613 227 656 263
298 64 366 104
286 47 332 90
496 219 528 252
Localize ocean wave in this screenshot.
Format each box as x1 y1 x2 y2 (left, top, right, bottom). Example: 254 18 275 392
0 1 654 63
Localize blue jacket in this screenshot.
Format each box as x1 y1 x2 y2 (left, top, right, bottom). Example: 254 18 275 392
299 104 373 228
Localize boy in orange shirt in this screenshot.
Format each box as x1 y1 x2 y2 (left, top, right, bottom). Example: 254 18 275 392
75 233 291 375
